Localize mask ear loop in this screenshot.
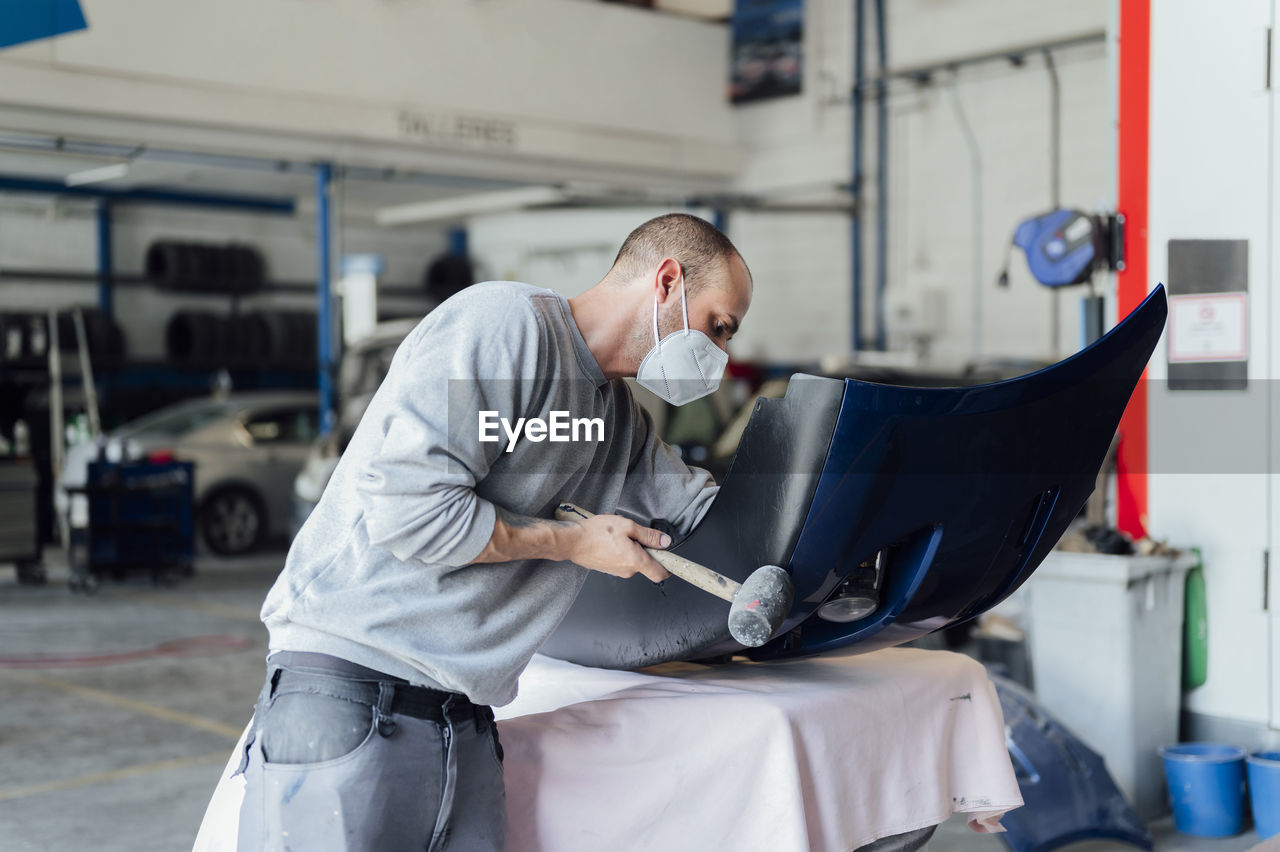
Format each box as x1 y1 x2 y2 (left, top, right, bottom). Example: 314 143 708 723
651 293 662 350
652 270 690 350
679 274 690 335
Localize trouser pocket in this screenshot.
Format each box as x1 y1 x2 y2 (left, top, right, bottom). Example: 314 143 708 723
238 712 446 852
235 669 506 851
259 692 374 765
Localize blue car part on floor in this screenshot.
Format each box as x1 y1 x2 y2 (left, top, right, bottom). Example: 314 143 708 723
993 675 1152 852
541 286 1167 669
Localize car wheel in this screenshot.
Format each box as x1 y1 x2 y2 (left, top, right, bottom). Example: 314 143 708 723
201 487 265 556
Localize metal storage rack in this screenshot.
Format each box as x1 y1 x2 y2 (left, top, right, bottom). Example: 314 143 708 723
0 456 44 584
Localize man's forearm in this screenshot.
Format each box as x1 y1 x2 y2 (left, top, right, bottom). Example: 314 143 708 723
471 506 578 564
469 505 671 582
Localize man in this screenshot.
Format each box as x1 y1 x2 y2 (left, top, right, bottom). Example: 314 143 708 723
233 213 753 851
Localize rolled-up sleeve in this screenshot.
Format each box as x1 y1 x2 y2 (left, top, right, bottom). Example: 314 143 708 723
615 397 719 536
354 296 545 567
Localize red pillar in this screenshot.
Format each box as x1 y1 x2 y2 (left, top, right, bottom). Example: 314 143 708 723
1115 0 1151 538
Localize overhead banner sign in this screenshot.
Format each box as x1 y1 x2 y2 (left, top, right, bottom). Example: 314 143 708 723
0 0 87 51
395 110 519 151
730 0 803 104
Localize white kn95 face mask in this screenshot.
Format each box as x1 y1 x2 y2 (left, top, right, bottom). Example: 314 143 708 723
635 275 728 406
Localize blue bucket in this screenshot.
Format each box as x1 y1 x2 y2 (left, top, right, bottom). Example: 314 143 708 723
1159 743 1247 837
1248 751 1280 839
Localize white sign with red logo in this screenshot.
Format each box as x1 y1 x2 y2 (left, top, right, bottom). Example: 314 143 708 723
1168 292 1248 363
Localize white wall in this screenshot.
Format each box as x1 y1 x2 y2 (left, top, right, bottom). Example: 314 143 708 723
727 0 1111 367
456 1 1113 367
726 0 854 364
468 207 693 297
1145 0 1274 727
465 206 852 367
0 0 740 188
0 0 1118 368
728 212 850 364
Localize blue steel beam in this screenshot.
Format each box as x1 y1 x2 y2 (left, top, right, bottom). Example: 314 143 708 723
96 201 113 317
0 174 296 214
851 0 865 353
0 133 525 193
448 226 468 258
315 163 335 438
873 0 888 352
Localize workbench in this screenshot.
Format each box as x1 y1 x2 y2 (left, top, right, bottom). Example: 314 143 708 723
196 648 1021 851
495 648 1021 851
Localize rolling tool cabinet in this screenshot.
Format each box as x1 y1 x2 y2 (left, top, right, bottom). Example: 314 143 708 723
69 458 195 590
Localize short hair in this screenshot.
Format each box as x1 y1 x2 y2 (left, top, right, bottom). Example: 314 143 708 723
610 213 748 295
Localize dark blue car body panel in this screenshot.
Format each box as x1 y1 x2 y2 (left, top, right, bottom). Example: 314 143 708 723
994 675 1152 852
542 286 1168 669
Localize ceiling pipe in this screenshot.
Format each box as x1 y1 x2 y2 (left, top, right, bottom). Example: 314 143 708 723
1045 48 1063 359
873 0 888 352
945 77 984 363
375 185 568 226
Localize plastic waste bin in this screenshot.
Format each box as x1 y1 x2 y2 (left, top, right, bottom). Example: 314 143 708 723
1027 550 1192 818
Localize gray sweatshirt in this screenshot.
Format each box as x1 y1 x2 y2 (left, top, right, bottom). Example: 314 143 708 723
262 281 717 706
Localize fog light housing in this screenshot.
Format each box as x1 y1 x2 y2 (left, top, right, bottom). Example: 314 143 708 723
817 551 885 623
817 592 879 623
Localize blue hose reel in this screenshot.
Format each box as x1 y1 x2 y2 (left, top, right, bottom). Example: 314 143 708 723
999 209 1124 289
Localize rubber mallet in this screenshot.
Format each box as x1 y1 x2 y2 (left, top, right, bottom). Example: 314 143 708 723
555 502 794 647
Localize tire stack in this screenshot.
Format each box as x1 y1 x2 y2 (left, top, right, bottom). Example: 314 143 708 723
149 240 315 371
0 309 125 370
57 309 127 369
165 310 316 370
0 313 46 369
145 241 266 295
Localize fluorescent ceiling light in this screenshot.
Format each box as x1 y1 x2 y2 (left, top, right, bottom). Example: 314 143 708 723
64 162 131 187
376 185 566 226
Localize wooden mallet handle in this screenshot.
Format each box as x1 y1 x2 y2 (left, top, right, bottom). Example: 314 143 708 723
554 502 741 602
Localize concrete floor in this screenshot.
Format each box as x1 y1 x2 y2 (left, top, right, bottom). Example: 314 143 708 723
0 549 1273 851
1 549 271 852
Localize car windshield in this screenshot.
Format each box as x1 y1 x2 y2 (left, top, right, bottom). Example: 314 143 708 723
121 401 237 438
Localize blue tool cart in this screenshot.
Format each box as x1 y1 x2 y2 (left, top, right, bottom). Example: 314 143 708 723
71 458 195 590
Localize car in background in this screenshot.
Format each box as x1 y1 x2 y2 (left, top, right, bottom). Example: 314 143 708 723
291 319 418 536
57 390 319 556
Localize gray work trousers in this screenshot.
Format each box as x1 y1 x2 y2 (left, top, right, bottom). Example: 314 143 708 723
235 653 506 852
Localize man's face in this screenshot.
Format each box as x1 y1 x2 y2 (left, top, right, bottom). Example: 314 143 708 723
654 254 753 354
680 252 747 355
623 254 753 373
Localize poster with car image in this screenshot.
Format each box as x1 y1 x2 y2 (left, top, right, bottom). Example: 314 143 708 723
730 0 803 103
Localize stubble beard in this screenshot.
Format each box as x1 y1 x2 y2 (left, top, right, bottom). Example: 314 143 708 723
628 298 684 373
